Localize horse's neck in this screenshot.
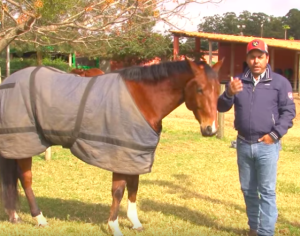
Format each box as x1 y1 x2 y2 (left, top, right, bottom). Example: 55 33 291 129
124 76 190 132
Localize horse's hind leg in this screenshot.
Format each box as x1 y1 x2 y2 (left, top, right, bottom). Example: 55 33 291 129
17 157 48 227
108 173 126 236
0 156 21 223
126 174 143 231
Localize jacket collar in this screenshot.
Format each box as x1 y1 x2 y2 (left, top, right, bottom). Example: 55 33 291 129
242 64 272 82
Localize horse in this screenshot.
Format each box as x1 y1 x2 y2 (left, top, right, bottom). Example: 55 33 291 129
70 67 105 77
0 58 223 236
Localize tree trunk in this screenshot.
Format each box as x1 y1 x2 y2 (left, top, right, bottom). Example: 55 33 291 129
37 50 43 65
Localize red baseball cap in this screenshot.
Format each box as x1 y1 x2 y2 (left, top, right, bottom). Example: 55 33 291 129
246 39 268 54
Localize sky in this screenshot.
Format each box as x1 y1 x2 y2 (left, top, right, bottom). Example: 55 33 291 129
154 0 300 32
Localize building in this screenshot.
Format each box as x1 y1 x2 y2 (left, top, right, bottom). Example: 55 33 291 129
171 30 300 92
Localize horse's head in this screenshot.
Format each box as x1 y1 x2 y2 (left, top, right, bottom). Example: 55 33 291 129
184 58 224 137
84 68 105 77
70 68 85 76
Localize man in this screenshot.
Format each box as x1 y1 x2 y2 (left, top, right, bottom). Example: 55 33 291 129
217 39 296 236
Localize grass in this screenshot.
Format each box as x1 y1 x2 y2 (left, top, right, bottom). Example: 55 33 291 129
0 99 300 235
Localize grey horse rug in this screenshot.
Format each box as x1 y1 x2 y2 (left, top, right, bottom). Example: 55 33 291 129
0 66 160 175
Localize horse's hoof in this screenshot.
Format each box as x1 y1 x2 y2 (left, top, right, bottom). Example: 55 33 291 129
38 222 49 227
9 218 22 224
133 226 144 232
113 233 123 236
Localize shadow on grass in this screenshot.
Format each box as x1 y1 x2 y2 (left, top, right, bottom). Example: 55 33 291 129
140 199 245 235
0 196 124 235
1 176 297 235
141 175 245 213
140 176 300 234
139 175 248 235
278 214 300 229
0 194 246 235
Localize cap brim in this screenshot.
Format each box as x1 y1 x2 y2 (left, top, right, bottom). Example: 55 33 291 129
247 48 268 54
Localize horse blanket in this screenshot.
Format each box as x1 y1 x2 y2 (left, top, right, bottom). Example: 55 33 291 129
0 66 160 175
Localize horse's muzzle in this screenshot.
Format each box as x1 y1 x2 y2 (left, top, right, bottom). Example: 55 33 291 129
201 125 217 137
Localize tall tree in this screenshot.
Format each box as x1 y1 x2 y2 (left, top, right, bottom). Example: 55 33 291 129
198 14 223 33
283 8 300 39
221 12 238 35
263 16 284 39
197 9 300 40
0 0 224 54
106 32 173 65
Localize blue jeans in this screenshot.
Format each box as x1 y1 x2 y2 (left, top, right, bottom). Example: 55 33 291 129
236 137 280 236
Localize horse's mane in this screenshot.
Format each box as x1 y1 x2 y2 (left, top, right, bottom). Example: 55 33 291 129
117 60 217 82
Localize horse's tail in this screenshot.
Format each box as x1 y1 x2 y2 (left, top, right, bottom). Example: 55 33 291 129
0 156 19 211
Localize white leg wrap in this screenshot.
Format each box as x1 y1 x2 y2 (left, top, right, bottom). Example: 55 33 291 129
108 217 123 236
5 210 21 223
34 212 48 227
127 200 143 230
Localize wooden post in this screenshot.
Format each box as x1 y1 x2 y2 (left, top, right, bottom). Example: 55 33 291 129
195 38 200 52
217 84 226 139
230 43 235 77
298 52 300 96
208 41 213 65
294 52 298 91
69 53 72 67
195 37 201 61
270 48 275 71
173 35 179 61
45 147 52 161
6 45 10 77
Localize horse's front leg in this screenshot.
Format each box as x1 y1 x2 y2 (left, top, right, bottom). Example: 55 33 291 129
17 157 48 227
126 174 143 231
108 172 126 236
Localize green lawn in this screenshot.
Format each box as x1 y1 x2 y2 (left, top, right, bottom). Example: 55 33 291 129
0 104 299 236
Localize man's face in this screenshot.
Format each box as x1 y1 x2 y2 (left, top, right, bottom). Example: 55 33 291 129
246 50 269 76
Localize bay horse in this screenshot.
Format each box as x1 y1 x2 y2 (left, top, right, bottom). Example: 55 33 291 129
70 67 105 77
0 58 223 236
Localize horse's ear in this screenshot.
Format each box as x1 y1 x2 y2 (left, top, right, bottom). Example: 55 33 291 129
184 56 194 61
185 57 200 74
212 57 224 73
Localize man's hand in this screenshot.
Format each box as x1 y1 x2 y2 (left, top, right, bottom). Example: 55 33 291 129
227 77 243 96
258 134 274 144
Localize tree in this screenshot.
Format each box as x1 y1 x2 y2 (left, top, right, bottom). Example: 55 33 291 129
197 9 300 40
221 12 238 35
198 14 223 33
283 8 300 39
262 16 284 39
0 0 224 55
106 32 173 65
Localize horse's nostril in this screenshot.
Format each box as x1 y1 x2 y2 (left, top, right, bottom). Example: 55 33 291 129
206 126 212 133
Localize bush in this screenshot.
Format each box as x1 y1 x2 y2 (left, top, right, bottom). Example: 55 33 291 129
0 57 71 79
42 58 71 72
0 58 35 77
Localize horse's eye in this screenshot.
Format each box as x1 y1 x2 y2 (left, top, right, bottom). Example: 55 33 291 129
197 87 203 94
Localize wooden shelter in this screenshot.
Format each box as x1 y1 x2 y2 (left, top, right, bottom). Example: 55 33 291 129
171 30 300 94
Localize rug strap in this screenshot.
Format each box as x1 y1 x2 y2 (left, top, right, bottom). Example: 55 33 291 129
66 76 98 148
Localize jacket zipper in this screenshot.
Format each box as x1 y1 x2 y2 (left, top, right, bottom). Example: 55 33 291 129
250 83 255 139
243 75 272 141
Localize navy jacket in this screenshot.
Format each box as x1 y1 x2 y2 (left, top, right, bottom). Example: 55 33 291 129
217 65 296 143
